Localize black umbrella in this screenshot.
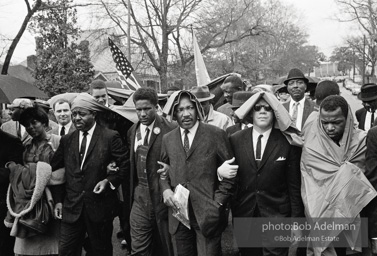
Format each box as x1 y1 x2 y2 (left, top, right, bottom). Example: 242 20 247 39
0 75 48 103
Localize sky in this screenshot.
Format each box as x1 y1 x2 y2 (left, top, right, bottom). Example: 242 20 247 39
0 0 357 65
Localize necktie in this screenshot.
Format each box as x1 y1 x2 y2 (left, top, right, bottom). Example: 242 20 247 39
256 134 263 160
291 102 299 126
79 131 88 165
60 126 66 136
372 112 375 128
143 127 150 146
183 129 190 153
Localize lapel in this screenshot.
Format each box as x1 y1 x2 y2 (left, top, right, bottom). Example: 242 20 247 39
186 122 203 159
302 99 311 128
148 116 161 151
68 124 76 134
83 125 101 164
245 128 257 170
130 123 138 161
258 128 279 171
72 130 80 164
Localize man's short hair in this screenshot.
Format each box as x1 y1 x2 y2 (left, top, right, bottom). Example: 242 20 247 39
222 75 244 90
90 80 107 91
19 106 49 127
53 98 71 111
315 80 340 104
320 95 348 118
133 87 158 106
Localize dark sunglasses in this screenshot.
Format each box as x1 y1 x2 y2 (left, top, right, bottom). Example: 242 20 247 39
253 105 273 112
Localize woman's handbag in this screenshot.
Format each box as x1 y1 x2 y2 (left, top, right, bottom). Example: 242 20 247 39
18 191 51 234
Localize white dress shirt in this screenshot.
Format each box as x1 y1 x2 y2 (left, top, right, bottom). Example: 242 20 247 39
252 128 272 160
134 120 156 152
179 120 199 149
289 97 306 131
364 111 375 131
59 121 73 135
79 123 96 170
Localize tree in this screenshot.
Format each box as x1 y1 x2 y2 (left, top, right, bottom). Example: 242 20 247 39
31 0 94 96
330 46 357 75
1 0 42 75
335 0 377 77
91 0 265 90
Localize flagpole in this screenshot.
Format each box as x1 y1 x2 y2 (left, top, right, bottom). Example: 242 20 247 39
127 0 131 61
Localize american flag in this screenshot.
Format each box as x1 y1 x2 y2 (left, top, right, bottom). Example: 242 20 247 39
108 37 141 90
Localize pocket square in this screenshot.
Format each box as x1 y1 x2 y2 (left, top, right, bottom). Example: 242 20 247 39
276 157 286 161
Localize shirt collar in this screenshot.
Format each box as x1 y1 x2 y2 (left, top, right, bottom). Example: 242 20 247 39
290 97 306 108
60 121 72 129
140 119 156 133
80 122 96 136
180 120 199 136
252 127 272 139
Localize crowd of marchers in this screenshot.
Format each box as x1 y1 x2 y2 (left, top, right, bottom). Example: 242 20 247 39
1 68 377 256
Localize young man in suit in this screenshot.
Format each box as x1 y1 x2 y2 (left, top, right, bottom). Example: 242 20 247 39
230 92 304 256
356 83 377 131
52 99 76 136
0 130 23 256
127 87 175 255
51 94 129 256
160 90 236 256
282 68 315 131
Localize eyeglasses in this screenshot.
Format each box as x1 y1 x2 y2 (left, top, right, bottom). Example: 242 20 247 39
253 105 273 112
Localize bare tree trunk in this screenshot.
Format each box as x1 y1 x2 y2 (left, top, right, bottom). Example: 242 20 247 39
1 0 42 75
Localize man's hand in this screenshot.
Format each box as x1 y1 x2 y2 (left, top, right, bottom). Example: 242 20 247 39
162 189 179 212
93 179 109 194
157 161 170 180
107 161 118 174
217 157 238 179
54 203 62 220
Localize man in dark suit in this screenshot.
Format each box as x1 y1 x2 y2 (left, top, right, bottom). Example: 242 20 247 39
0 130 23 256
160 90 236 256
127 88 175 255
356 83 377 131
52 99 76 136
230 92 304 256
51 94 129 256
282 68 315 131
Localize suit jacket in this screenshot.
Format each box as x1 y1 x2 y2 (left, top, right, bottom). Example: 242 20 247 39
363 126 377 237
0 130 23 203
226 123 242 137
51 123 76 135
230 128 304 218
51 124 129 223
283 98 315 129
1 120 30 143
127 115 176 219
356 107 367 130
160 122 236 237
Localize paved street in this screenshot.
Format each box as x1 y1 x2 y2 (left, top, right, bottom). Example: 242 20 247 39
338 82 363 120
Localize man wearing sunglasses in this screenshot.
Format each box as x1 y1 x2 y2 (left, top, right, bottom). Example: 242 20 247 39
229 92 304 256
282 68 315 131
356 83 377 131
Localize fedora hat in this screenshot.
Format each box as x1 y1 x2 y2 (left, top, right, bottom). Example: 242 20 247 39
9 98 33 109
190 86 215 102
283 68 309 85
358 83 377 101
231 91 255 109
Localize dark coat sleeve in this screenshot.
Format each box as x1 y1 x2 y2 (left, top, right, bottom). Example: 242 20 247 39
106 131 129 188
0 135 23 184
214 129 236 206
159 135 171 193
286 145 305 217
364 127 377 238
